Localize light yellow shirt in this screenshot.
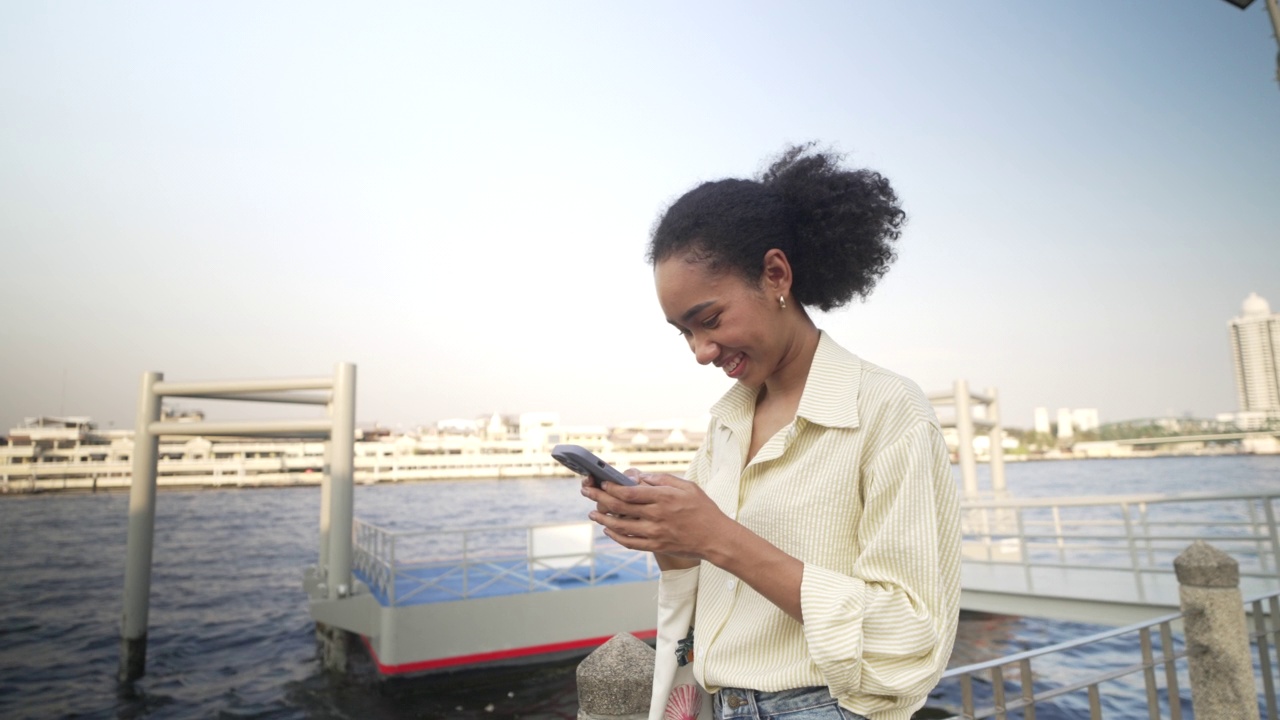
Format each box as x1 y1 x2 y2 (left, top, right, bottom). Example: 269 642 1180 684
687 331 961 720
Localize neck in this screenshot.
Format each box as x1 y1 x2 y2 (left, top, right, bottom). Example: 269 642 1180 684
761 319 821 404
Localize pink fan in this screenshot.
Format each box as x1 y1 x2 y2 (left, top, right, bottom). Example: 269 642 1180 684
664 683 703 720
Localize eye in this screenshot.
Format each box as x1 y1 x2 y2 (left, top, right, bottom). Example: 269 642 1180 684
702 313 721 329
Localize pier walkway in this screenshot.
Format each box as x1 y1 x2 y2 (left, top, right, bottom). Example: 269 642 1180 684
350 490 1280 627
956 489 1280 625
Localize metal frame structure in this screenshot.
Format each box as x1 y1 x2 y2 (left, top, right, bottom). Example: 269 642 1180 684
936 588 1280 719
930 380 1007 498
118 364 356 682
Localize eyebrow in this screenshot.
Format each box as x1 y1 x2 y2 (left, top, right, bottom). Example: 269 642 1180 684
678 301 715 325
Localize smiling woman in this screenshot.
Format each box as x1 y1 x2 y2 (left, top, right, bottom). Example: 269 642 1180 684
581 144 962 720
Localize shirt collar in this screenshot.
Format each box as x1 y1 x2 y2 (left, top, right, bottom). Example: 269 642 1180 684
708 330 862 431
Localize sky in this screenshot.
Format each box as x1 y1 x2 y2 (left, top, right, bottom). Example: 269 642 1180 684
1 1 1278 434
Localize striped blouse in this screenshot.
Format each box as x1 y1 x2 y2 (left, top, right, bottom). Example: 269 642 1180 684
685 330 961 720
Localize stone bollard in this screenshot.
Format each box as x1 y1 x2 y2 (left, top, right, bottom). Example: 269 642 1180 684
1174 540 1260 720
577 633 654 720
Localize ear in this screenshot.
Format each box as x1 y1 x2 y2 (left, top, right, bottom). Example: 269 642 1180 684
759 248 794 297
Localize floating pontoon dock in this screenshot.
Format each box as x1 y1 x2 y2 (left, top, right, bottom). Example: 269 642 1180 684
309 520 660 673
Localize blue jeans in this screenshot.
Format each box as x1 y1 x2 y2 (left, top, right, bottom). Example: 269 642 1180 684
713 687 869 720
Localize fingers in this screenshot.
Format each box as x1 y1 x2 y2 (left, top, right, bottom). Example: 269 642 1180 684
590 511 651 546
636 472 689 488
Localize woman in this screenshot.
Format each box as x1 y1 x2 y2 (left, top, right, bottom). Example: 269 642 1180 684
582 145 961 720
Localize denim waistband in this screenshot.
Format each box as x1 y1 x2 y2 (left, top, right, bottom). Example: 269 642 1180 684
714 686 852 719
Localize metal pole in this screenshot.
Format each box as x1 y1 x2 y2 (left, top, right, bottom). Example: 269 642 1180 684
1265 499 1280 581
319 417 332 576
954 379 979 498
327 362 356 600
1268 0 1280 84
986 386 1007 494
119 371 162 682
1268 0 1280 50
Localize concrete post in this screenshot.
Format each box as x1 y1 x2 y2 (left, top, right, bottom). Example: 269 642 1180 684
985 386 1007 494
119 371 162 682
1175 541 1260 720
954 379 978 498
327 362 356 601
577 633 654 720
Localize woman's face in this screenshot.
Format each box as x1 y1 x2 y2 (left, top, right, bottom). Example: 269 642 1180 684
654 254 787 389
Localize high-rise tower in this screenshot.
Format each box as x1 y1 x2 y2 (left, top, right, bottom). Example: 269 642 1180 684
1230 292 1280 414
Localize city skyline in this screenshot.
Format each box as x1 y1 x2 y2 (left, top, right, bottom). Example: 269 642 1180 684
2 3 1278 434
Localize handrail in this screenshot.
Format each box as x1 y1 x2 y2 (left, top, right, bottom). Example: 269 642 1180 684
940 609 1184 678
351 518 659 605
961 489 1280 509
958 493 1280 611
935 588 1280 719
353 518 610 539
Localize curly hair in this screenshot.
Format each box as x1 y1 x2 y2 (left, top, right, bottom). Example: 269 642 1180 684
647 143 905 312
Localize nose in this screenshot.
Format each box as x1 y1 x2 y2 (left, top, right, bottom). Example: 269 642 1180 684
693 337 719 366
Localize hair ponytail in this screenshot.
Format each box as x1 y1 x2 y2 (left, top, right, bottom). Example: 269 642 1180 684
648 143 905 312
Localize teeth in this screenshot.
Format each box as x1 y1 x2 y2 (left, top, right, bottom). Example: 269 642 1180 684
724 355 742 374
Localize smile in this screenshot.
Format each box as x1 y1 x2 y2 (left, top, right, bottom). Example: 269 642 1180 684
721 353 746 378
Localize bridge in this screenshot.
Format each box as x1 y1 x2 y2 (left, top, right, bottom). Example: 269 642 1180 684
957 489 1280 625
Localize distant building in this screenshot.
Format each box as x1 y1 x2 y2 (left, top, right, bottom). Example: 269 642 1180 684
1033 407 1051 435
1071 408 1100 433
1056 408 1074 439
1230 292 1280 415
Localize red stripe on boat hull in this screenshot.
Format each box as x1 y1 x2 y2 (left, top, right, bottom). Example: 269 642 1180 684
361 629 658 675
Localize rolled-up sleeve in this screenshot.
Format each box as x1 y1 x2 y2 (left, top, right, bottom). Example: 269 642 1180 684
800 421 961 706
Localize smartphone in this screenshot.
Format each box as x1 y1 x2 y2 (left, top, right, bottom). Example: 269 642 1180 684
551 444 638 488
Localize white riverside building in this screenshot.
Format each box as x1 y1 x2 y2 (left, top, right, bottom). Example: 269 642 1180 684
1227 292 1280 430
0 413 704 493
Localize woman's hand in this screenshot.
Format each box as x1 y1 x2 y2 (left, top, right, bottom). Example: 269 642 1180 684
581 470 730 564
581 469 804 620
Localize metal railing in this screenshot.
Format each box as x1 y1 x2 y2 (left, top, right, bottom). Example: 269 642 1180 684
351 519 660 606
962 491 1280 598
937 589 1280 719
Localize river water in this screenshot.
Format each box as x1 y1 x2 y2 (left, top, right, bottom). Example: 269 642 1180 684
1 455 1278 719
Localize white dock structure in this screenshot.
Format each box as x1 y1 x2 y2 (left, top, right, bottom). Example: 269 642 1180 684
930 380 1007 498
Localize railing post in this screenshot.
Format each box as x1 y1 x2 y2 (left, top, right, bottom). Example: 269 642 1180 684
389 533 397 606
985 386 1007 494
1052 505 1066 564
576 633 654 720
119 371 162 682
955 379 978 498
1122 503 1146 602
327 362 356 600
1264 499 1280 580
1174 541 1260 720
1016 508 1033 592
